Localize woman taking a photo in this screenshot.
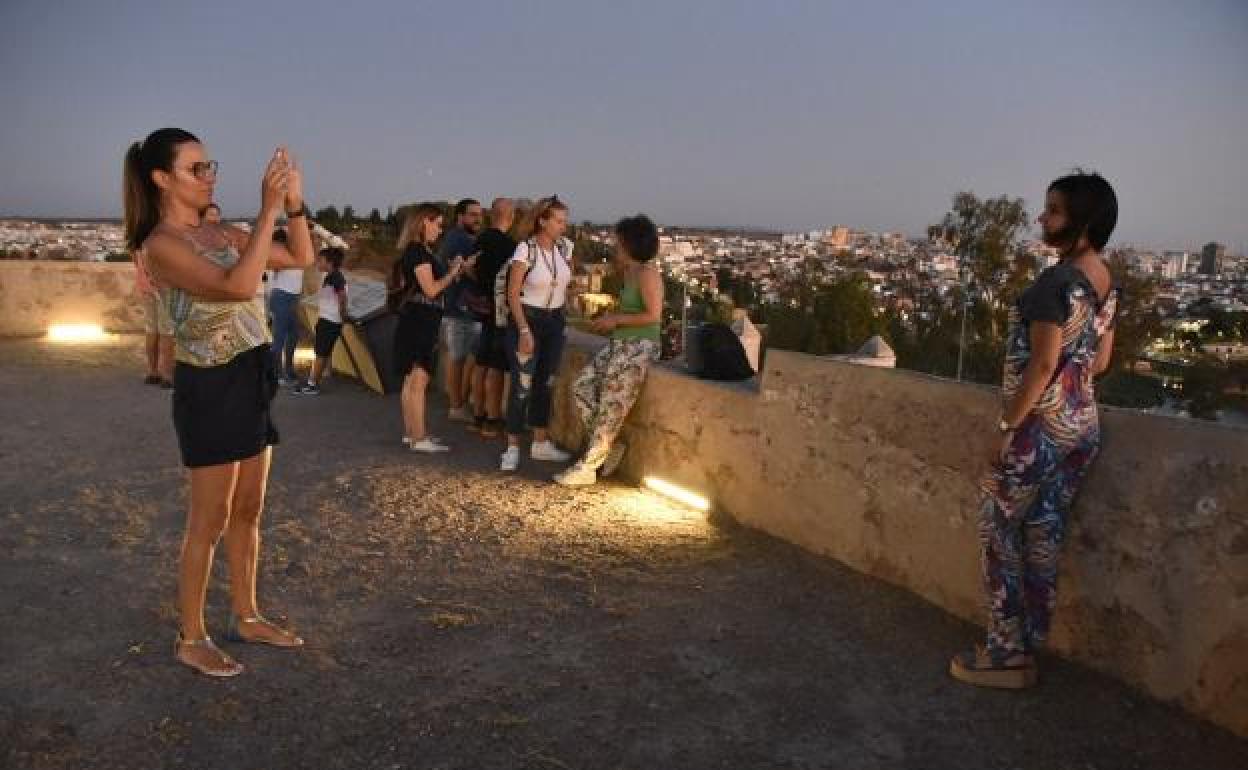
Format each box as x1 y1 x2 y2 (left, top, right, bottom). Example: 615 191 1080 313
124 128 314 677
390 203 470 453
951 171 1119 689
500 196 575 472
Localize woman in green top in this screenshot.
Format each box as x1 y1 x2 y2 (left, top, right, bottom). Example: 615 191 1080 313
555 215 664 487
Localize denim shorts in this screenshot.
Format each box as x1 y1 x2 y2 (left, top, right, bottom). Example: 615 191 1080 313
443 316 481 362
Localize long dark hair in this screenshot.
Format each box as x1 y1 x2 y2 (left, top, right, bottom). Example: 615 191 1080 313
388 202 444 305
123 128 200 250
1047 170 1118 254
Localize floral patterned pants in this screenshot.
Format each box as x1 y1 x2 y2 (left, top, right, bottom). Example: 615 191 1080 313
572 338 659 471
977 411 1100 661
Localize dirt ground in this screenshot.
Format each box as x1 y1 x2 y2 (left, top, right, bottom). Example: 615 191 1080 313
1 336 1244 770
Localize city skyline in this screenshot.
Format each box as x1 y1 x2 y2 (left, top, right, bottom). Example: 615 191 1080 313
1 0 1246 253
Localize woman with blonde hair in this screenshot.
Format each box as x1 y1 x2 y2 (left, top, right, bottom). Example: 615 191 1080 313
499 196 575 472
124 128 313 677
389 203 472 452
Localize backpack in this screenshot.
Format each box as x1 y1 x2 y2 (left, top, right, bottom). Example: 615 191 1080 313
493 237 572 328
696 323 755 381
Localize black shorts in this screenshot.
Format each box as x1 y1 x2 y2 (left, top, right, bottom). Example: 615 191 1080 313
313 319 343 358
393 304 442 377
474 321 509 371
172 344 279 468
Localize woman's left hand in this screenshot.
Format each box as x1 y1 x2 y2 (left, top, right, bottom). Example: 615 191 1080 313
283 148 304 213
990 431 1014 467
591 315 618 334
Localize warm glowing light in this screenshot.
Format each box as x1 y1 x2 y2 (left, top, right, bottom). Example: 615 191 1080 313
642 476 711 512
47 323 110 342
293 348 317 365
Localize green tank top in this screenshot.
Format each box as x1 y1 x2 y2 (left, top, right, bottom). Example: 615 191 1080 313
612 280 660 342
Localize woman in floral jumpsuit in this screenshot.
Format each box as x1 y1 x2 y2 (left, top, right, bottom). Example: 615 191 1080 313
952 172 1120 689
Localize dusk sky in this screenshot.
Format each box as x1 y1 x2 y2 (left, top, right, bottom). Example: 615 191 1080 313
1 0 1245 251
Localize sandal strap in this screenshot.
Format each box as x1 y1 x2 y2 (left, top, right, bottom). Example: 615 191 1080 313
176 633 219 648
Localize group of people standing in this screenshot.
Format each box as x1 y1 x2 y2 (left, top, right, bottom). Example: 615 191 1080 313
387 195 663 483
123 127 1119 694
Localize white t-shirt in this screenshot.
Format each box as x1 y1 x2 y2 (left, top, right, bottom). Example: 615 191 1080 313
270 267 305 295
511 237 574 310
317 270 348 323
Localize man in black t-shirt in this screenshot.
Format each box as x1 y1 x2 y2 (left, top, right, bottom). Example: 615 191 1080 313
469 198 516 436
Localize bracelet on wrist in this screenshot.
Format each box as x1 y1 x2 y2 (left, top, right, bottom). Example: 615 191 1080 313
519 327 532 336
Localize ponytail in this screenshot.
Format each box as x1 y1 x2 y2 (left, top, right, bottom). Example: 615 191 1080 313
122 128 201 250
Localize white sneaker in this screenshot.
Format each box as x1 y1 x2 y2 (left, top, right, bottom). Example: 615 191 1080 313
447 406 472 423
408 438 449 453
554 465 597 487
531 441 571 463
500 446 521 472
403 436 441 446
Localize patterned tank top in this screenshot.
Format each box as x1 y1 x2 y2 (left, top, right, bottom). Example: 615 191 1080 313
156 226 271 367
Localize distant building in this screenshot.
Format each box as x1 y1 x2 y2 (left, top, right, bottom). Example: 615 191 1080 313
1163 251 1188 280
1200 242 1226 275
827 226 851 249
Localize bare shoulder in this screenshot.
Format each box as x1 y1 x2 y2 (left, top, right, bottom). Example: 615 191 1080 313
142 230 188 262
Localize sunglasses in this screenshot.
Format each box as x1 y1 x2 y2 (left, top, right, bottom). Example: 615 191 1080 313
180 160 219 181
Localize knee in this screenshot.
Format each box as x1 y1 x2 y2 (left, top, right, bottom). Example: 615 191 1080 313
188 503 230 543
230 493 264 525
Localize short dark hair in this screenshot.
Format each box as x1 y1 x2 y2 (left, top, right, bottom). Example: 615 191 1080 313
320 247 345 270
614 214 659 262
1048 170 1117 252
454 198 481 222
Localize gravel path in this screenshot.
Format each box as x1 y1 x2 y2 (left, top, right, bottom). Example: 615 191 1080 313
1 336 1244 769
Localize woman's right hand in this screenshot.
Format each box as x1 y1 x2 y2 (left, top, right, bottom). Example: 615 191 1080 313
517 330 535 356
260 148 290 216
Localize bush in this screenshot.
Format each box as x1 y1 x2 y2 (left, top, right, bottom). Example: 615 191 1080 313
1097 371 1167 409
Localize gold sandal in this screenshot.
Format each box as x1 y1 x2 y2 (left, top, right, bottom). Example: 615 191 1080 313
224 615 304 648
174 633 244 678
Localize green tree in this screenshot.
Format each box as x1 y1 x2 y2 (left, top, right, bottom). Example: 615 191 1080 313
937 191 1031 342
342 206 356 228
1107 251 1163 370
1183 361 1229 420
762 270 883 355
315 205 341 233
368 208 383 228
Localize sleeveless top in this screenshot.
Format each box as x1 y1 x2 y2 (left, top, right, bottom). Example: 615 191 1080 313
1002 262 1119 432
612 279 661 342
156 226 271 367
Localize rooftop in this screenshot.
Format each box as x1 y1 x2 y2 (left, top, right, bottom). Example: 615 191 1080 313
1 337 1244 769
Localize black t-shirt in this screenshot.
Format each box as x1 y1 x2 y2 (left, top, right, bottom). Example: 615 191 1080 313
323 269 346 292
399 244 447 311
1019 262 1119 328
476 227 517 301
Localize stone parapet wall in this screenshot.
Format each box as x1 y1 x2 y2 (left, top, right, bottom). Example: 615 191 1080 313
549 331 1248 737
0 261 144 337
